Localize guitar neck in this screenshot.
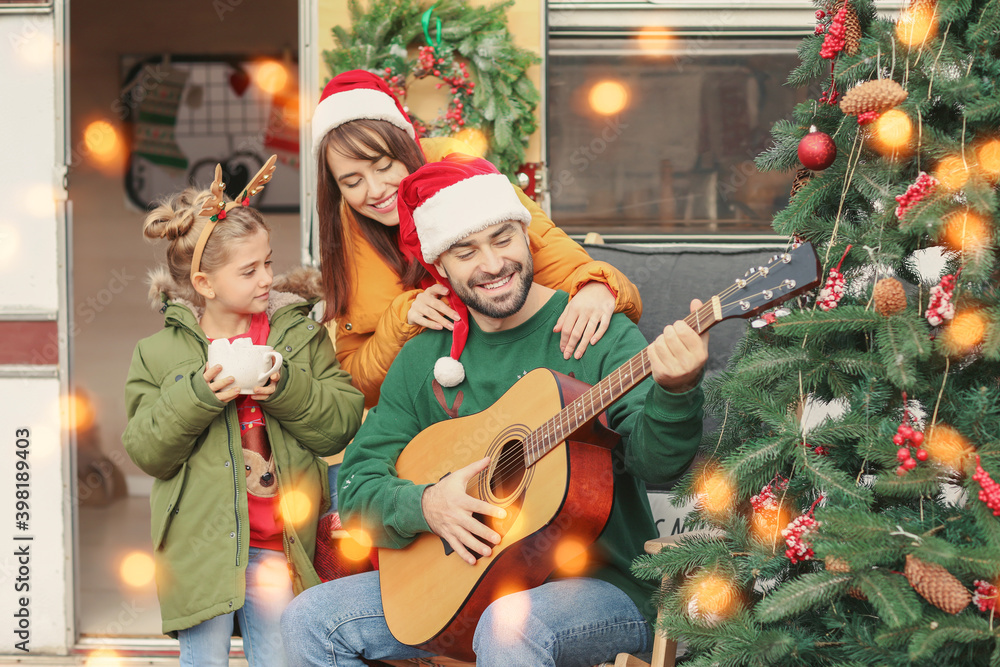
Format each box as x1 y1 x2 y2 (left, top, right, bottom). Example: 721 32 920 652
523 296 723 466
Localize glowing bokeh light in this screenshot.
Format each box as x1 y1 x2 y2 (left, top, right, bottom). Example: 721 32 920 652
944 309 989 354
934 154 972 191
635 26 673 54
255 61 289 95
84 120 121 162
451 128 489 157
23 184 55 219
340 529 372 562
940 208 990 253
0 222 20 268
84 650 123 667
698 468 733 516
871 109 912 155
120 552 156 588
16 32 53 68
280 489 312 526
751 505 793 544
923 424 972 470
60 392 96 432
253 553 290 590
975 139 1000 180
688 573 739 622
588 80 629 116
493 584 532 643
896 4 938 49
554 538 588 575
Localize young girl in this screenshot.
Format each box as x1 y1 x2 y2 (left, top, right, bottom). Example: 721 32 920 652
122 159 364 666
311 70 644 407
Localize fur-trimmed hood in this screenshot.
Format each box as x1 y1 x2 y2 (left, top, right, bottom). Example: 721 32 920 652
147 265 324 320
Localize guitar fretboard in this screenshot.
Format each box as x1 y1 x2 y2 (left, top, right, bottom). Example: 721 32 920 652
523 299 720 466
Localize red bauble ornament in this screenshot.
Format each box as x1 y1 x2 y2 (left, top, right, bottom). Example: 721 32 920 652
798 127 837 170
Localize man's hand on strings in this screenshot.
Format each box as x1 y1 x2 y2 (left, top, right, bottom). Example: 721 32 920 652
421 456 507 565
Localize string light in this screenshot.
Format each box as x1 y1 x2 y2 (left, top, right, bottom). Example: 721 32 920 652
698 467 733 517
923 424 973 470
934 154 972 191
340 529 372 562
451 128 489 157
119 552 155 588
939 207 991 254
975 138 1000 180
871 109 913 156
280 489 312 526
588 80 629 116
554 538 588 575
84 120 121 162
943 309 989 355
255 60 288 94
896 2 938 49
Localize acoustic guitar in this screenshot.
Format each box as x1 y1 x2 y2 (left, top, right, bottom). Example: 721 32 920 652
379 242 821 660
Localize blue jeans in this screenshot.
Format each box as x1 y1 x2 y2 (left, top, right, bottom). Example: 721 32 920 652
280 570 651 666
178 546 294 667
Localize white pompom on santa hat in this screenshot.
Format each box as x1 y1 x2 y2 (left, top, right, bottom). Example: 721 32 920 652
397 153 532 387
311 69 416 158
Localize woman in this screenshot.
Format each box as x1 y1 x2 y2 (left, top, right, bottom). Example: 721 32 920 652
312 70 642 407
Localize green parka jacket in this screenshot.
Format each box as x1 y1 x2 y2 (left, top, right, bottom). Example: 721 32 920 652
122 267 364 636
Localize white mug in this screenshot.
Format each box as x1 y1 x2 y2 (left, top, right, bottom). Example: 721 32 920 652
207 338 283 394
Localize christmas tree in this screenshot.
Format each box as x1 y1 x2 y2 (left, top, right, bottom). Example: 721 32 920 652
636 0 1000 664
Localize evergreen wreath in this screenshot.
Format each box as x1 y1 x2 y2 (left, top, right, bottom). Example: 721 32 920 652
323 0 540 178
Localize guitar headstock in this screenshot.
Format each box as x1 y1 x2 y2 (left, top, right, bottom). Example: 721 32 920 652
714 241 821 324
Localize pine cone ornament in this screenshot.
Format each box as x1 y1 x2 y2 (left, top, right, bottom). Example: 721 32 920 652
824 556 868 599
873 277 907 316
839 79 908 116
825 556 850 573
842 2 862 55
790 167 813 199
905 555 971 614
907 0 937 17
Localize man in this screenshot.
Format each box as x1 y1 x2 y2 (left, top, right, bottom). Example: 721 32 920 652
281 154 709 666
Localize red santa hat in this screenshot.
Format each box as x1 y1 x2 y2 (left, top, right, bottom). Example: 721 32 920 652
311 70 416 158
398 154 532 387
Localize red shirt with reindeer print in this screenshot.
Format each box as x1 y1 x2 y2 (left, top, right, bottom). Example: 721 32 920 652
214 312 284 552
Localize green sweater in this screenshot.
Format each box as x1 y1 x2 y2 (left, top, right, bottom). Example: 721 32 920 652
340 290 703 623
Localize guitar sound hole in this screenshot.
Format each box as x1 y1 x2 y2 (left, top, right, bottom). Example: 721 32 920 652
490 439 526 501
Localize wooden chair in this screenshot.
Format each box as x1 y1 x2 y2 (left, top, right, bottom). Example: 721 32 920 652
611 530 715 667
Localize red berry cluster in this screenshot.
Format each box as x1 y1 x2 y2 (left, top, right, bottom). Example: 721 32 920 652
811 444 829 456
973 579 998 612
782 514 819 563
926 274 956 326
973 455 1000 516
857 110 880 125
385 47 476 135
817 268 846 310
894 171 938 220
751 477 788 514
820 4 848 59
417 45 437 71
814 9 827 34
894 423 926 476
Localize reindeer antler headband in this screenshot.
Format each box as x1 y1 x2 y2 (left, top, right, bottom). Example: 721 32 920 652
190 154 278 283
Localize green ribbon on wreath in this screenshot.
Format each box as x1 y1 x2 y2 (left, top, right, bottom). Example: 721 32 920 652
421 6 443 55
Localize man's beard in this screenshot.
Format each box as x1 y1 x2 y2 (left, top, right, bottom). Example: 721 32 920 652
451 254 534 320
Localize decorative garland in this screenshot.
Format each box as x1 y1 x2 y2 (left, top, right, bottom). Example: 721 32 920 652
324 0 540 178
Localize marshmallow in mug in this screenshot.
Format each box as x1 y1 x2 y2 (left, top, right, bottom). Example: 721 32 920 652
207 338 283 394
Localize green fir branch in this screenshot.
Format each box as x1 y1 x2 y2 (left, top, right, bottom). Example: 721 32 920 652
794 445 875 505
853 568 924 628
755 571 853 622
908 614 996 662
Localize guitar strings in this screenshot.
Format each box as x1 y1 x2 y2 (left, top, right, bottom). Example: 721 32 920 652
465 250 804 496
